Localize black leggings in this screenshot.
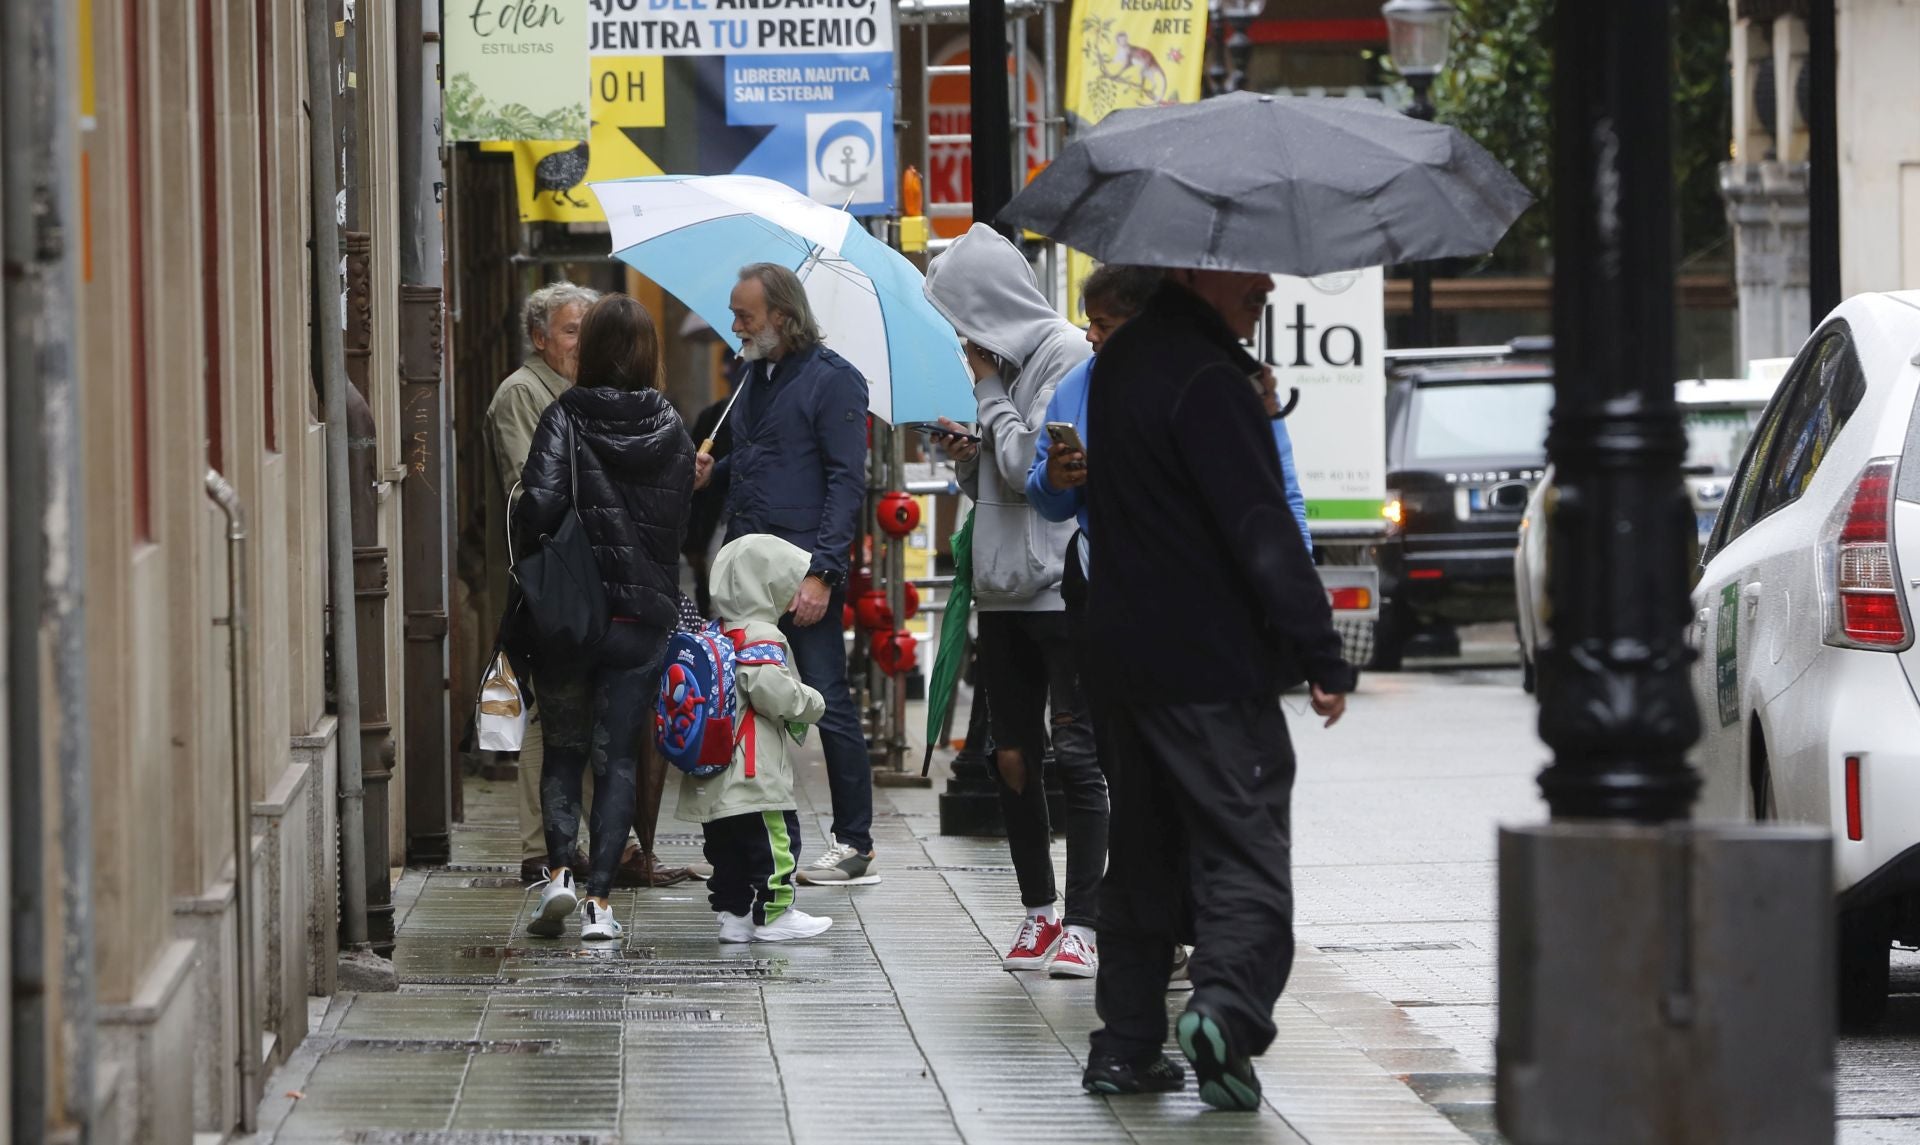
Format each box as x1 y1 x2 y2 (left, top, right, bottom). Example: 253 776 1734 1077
536 623 665 899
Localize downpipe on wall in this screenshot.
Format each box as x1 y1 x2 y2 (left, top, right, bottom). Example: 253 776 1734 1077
305 0 372 953
203 471 259 1134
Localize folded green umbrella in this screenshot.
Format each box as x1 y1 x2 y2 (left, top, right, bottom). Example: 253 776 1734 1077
922 510 974 777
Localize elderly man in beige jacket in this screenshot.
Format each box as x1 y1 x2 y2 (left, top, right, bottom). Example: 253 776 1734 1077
487 282 597 885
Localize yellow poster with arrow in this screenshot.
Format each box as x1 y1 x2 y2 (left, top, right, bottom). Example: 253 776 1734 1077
1062 0 1209 319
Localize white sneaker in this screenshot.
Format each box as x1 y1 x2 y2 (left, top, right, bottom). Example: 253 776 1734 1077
717 912 755 944
753 908 833 942
1049 929 1098 979
526 868 577 938
580 898 623 942
795 842 882 886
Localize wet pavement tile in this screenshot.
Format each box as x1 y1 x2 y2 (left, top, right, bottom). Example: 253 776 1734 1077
254 747 1483 1144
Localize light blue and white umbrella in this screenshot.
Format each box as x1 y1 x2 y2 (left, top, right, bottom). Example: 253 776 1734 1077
590 174 973 426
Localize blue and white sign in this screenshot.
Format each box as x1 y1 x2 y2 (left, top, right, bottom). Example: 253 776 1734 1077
590 0 897 214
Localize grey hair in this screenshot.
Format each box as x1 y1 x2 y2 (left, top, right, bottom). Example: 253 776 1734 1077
739 263 823 356
522 281 601 341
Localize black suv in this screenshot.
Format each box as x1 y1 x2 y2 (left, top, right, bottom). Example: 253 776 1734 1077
1372 344 1552 669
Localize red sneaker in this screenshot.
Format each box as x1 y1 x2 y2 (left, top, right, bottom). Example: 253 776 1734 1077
1049 929 1098 979
1003 915 1065 970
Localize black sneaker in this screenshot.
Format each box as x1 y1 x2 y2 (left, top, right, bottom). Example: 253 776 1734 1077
1176 1004 1261 1112
1082 1053 1186 1096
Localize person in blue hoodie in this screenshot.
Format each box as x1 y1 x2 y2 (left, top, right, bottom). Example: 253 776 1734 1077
1026 266 1313 564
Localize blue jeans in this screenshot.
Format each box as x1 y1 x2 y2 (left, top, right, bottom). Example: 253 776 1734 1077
780 584 874 852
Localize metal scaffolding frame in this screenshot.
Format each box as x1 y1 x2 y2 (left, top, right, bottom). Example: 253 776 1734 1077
904 0 1064 289
851 2 1068 785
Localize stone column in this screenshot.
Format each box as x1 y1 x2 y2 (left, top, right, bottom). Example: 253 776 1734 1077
1721 161 1812 362
1724 5 1814 363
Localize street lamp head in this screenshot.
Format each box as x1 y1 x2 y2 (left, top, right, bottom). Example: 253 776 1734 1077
1382 0 1456 78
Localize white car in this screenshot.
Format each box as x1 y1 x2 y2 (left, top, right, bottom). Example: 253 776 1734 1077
1515 377 1778 691
1687 291 1920 1030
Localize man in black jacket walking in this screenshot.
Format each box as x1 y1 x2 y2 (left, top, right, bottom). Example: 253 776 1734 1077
1080 272 1355 1109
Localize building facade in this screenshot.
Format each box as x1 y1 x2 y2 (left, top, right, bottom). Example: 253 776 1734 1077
3 0 451 1140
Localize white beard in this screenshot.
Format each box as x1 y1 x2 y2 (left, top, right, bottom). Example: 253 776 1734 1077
738 326 780 362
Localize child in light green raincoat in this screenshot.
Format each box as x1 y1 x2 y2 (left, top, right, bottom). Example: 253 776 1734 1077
678 534 834 943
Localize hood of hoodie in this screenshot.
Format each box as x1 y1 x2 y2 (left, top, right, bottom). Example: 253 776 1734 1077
710 534 811 625
923 223 1066 369
559 385 686 483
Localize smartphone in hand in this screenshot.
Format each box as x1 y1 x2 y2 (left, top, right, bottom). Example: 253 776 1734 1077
1045 421 1085 453
913 422 981 445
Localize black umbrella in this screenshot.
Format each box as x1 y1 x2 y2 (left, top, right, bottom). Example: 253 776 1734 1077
999 91 1534 277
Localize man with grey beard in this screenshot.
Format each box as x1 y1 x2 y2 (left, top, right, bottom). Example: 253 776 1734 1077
693 263 879 886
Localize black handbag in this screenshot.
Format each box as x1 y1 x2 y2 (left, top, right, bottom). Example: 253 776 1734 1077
510 411 609 662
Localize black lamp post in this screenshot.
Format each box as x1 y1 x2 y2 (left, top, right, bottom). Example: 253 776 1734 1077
1208 0 1266 95
1382 0 1455 347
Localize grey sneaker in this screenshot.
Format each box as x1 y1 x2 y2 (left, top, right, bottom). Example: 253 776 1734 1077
795 842 881 886
1168 944 1194 992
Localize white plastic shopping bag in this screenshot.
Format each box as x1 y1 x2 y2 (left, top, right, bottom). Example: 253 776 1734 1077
476 652 528 753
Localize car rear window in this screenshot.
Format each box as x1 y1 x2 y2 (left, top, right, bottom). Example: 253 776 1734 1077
1409 381 1554 465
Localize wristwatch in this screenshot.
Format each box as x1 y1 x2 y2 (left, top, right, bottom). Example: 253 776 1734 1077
809 567 846 589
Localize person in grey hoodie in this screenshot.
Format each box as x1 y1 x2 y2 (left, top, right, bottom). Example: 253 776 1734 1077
925 223 1109 979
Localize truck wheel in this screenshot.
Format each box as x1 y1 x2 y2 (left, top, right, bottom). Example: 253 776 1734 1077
1839 905 1892 1033
1369 601 1408 672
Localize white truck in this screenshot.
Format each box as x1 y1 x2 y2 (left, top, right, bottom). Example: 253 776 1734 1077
1259 269 1388 663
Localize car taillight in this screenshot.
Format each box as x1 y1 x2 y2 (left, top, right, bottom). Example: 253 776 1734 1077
1822 457 1910 650
1328 587 1372 611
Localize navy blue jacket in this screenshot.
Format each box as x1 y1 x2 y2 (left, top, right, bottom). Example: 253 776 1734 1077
720 343 868 581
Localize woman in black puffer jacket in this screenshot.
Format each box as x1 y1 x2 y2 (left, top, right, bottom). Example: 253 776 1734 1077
512 293 695 940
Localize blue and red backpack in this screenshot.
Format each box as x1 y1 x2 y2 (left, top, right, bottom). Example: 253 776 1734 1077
654 621 788 778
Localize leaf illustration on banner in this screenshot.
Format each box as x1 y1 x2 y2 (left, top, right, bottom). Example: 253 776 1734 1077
447 73 590 141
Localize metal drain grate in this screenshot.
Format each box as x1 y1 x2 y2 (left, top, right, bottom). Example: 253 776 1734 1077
1316 941 1464 954
449 876 527 889
517 1008 723 1022
906 864 1018 873
348 1132 608 1144
332 1037 556 1054
398 975 511 986
649 833 705 846
456 945 660 961
439 863 521 874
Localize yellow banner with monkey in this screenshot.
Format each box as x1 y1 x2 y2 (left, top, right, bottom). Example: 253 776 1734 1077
1062 0 1210 320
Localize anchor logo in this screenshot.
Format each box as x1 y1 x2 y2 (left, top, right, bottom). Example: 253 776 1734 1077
813 119 878 190
805 112 886 207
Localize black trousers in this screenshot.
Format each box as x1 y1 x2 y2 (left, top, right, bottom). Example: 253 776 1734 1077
538 623 663 899
975 608 1109 929
703 809 803 925
1090 697 1298 1063
780 584 874 853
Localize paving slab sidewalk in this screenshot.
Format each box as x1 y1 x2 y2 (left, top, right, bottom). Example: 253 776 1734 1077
246 743 1479 1144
